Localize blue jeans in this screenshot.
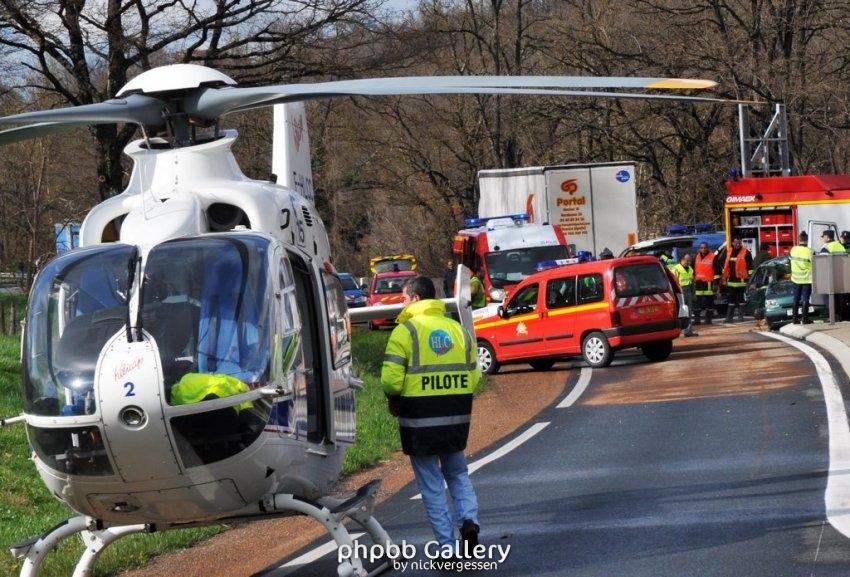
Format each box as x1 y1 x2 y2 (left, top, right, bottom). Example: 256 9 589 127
793 283 812 317
410 451 479 546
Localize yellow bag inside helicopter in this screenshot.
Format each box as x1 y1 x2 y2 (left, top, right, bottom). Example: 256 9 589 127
171 373 253 412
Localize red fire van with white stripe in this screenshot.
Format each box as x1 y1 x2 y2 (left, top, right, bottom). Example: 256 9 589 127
473 255 681 373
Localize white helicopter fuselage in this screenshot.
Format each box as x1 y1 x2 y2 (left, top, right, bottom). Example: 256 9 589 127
26 130 356 526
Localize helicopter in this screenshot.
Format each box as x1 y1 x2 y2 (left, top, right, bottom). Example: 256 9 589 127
0 63 733 577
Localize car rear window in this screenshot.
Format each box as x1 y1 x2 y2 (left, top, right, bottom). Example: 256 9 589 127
374 278 405 293
613 264 670 298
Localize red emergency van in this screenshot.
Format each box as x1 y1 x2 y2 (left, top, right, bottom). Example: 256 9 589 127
453 214 570 303
366 270 417 329
473 256 681 373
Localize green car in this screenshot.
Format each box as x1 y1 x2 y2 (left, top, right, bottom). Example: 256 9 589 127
763 280 827 329
745 255 827 329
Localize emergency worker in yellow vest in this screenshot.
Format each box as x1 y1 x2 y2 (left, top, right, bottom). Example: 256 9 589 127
721 237 754 323
382 276 482 549
674 253 697 337
469 269 486 309
820 230 845 254
693 242 718 324
790 231 813 324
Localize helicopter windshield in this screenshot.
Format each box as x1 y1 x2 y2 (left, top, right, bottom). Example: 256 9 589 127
141 235 273 405
23 244 137 417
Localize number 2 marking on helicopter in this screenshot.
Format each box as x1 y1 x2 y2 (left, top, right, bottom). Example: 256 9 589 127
124 382 136 397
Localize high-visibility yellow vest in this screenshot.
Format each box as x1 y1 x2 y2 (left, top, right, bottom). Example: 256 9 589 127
673 264 694 287
470 275 486 308
171 373 253 412
382 299 480 455
660 254 676 270
826 240 846 254
790 244 813 284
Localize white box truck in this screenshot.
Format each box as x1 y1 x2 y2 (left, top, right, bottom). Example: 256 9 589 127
477 162 639 256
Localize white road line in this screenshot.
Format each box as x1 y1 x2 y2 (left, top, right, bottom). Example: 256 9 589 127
558 367 593 408
761 331 850 538
411 421 551 500
261 533 365 577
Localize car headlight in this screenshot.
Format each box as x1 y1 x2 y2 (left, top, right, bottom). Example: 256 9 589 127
355 296 367 303
765 299 779 308
489 288 506 302
345 294 354 301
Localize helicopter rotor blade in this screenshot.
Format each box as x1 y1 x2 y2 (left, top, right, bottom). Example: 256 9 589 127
0 121 99 146
219 87 758 118
0 94 165 128
189 75 733 118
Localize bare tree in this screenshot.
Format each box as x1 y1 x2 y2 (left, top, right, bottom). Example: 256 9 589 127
0 0 377 200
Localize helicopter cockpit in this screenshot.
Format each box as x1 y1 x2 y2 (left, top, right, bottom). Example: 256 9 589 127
23 233 300 474
24 243 137 417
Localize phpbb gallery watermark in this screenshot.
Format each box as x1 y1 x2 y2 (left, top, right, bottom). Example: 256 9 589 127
339 540 511 572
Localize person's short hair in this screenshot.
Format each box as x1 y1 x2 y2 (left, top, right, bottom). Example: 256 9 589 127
799 231 808 242
679 253 690 263
699 242 709 248
731 236 742 242
842 230 850 240
403 275 436 300
823 230 835 240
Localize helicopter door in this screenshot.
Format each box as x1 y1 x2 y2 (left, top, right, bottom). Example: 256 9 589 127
289 253 329 443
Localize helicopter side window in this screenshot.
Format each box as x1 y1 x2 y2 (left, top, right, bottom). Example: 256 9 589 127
269 257 303 433
290 253 327 443
323 271 351 369
23 244 137 417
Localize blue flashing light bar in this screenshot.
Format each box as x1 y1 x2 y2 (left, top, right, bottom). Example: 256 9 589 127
535 252 595 272
666 223 717 236
464 213 530 228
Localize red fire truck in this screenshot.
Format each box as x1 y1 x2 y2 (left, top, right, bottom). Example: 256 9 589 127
724 174 850 255
452 214 570 303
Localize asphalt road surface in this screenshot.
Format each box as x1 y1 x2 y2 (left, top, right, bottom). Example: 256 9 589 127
258 324 850 576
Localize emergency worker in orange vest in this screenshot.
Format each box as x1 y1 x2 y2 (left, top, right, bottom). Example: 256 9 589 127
692 242 718 324
720 236 753 323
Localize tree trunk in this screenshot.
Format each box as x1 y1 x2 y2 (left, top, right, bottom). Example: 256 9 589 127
94 125 126 199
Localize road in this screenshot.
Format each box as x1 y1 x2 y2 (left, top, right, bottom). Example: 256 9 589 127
258 323 850 576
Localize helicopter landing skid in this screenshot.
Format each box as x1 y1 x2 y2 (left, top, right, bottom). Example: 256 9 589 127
266 479 393 577
11 515 147 577
10 480 392 577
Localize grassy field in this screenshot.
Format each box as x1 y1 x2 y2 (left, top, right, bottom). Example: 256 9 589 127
0 311 398 577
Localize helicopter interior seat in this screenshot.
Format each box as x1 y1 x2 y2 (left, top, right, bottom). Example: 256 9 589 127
52 306 126 415
141 301 200 394
167 256 270 464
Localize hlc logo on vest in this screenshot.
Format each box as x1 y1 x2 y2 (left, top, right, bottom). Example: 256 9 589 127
429 330 453 355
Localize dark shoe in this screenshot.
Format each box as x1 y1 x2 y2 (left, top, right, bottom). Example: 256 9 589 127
460 519 479 550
